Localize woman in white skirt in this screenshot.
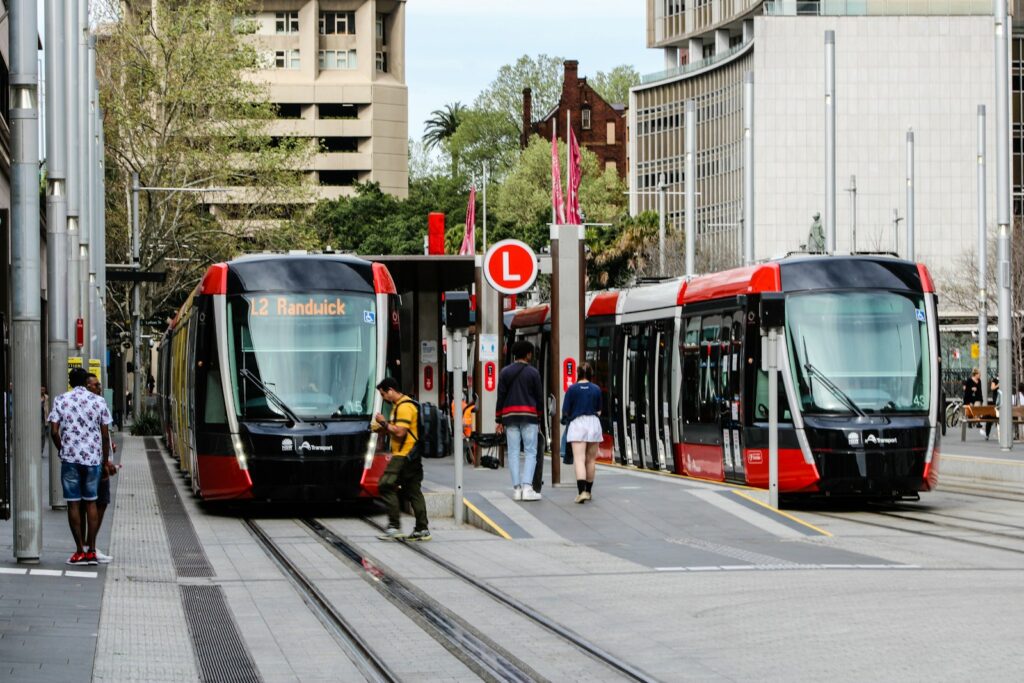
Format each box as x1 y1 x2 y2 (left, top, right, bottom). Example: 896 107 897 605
562 363 604 503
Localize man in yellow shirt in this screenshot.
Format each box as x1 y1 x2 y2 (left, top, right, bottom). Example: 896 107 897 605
373 378 430 541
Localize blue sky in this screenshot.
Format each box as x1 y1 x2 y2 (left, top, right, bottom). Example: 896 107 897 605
406 1 663 138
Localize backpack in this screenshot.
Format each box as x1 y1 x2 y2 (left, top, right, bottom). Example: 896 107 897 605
396 399 450 460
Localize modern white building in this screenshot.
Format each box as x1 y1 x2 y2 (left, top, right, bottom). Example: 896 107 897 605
631 0 1006 287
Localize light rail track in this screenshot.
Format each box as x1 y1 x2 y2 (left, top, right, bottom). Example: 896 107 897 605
243 519 400 683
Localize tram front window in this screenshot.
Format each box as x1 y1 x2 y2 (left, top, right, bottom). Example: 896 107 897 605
786 291 930 415
227 292 378 420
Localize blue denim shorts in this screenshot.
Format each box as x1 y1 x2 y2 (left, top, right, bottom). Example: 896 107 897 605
61 462 101 502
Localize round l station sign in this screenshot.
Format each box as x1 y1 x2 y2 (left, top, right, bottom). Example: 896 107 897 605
482 239 539 296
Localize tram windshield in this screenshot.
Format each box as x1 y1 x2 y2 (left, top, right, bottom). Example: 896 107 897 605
227 292 378 420
786 291 931 415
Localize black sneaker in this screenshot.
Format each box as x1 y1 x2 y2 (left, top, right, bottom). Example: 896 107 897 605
407 529 432 542
378 527 405 541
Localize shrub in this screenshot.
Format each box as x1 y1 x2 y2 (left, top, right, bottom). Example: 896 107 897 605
130 411 162 436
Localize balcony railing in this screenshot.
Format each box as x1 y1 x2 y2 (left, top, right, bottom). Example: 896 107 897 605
763 0 991 16
639 39 752 85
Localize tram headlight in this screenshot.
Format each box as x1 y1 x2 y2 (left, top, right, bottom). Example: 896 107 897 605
232 433 248 470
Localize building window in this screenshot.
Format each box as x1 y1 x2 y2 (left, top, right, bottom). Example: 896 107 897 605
319 170 360 186
605 160 617 173
702 43 714 59
270 50 300 70
276 103 303 119
319 11 356 35
581 107 591 130
376 15 386 42
376 51 388 73
318 49 358 70
275 11 298 34
606 121 615 144
319 103 359 119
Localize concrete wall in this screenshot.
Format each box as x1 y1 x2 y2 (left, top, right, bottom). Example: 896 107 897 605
753 15 996 284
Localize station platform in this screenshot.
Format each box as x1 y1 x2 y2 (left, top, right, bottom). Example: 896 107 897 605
1 432 1021 682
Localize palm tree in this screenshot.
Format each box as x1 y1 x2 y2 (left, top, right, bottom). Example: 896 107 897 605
422 102 465 151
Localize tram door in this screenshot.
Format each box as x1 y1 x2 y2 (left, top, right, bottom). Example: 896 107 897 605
649 321 675 472
721 311 745 480
623 325 651 468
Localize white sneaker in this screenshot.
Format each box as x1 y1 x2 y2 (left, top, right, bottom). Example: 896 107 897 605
521 485 542 501
93 548 113 564
513 487 522 501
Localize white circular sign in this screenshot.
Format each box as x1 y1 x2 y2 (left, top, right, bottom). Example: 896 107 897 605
482 239 539 295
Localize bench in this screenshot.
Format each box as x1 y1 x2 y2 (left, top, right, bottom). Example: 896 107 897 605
960 404 1024 441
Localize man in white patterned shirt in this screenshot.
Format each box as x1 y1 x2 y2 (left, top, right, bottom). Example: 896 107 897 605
48 367 113 565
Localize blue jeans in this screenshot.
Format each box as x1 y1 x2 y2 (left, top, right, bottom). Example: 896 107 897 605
506 423 538 488
61 462 101 502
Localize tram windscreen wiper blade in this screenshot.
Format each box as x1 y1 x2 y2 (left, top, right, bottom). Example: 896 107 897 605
239 368 305 425
803 362 866 418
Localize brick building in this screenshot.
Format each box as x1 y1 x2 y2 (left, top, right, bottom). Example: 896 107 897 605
521 60 627 179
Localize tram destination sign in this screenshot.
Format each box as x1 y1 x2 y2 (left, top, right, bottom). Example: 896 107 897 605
247 294 356 318
483 239 539 296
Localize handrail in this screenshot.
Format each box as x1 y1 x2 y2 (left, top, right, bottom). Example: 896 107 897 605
639 39 752 85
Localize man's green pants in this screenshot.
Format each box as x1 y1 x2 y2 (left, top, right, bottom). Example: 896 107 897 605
378 455 429 532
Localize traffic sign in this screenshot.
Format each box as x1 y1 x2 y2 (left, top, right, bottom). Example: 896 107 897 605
482 239 538 295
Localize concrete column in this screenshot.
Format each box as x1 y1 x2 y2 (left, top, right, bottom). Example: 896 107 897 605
550 224 586 487
474 261 501 436
663 46 679 70
715 29 730 55
389 0 406 82
743 19 754 43
689 38 703 63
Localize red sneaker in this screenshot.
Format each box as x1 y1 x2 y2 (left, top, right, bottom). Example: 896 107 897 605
66 552 88 565
84 551 98 566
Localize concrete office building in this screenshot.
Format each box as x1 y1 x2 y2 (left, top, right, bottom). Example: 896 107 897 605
245 0 408 200
631 0 1006 283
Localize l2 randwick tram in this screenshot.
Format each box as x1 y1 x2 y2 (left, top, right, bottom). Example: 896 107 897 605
158 254 400 501
506 255 941 498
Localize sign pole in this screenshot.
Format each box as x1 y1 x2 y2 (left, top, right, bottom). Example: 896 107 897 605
452 328 465 525
767 327 780 509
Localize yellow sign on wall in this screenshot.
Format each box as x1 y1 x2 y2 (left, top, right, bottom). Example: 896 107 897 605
89 359 102 385
67 357 84 390
971 343 979 360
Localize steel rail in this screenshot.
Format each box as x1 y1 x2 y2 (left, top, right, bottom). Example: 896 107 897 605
243 519 400 683
348 518 661 683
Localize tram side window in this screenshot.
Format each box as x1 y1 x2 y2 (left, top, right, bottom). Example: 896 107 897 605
195 300 228 427
585 325 613 424
681 316 701 423
698 315 722 423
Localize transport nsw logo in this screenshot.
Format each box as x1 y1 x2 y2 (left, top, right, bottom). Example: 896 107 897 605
863 434 897 446
282 438 334 453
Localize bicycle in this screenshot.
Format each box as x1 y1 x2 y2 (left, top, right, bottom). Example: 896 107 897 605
945 398 963 430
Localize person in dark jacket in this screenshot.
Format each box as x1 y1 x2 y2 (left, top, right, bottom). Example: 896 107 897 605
495 340 545 501
962 368 982 406
562 363 603 503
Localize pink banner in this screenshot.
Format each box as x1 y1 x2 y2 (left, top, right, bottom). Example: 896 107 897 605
567 126 582 225
459 185 476 255
551 129 567 225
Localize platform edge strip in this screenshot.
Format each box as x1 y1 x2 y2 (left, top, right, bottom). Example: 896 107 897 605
463 498 512 540
730 490 832 537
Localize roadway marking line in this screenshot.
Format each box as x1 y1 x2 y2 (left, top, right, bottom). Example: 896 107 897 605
463 498 512 540
0 567 27 575
942 453 1024 466
655 566 685 572
689 489 806 539
29 569 63 577
599 460 761 491
654 564 918 572
731 490 833 537
64 570 99 578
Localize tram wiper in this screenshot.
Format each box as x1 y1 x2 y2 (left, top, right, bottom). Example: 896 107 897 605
803 362 867 418
239 368 305 426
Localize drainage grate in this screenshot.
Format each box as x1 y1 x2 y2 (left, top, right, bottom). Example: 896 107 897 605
180 584 262 683
144 438 214 578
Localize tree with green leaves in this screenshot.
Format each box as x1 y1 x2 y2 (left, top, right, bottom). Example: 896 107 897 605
475 54 565 130
446 108 521 180
590 65 641 106
98 0 314 340
422 102 466 151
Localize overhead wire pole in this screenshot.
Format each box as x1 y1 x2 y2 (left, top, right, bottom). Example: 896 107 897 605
906 130 915 261
743 71 754 266
131 173 142 421
11 0 43 562
78 10 91 363
995 0 1013 450
482 161 488 252
825 30 836 254
45 0 69 510
65 0 80 357
98 112 107 390
657 173 667 274
978 105 989 403
87 35 98 360
685 99 696 277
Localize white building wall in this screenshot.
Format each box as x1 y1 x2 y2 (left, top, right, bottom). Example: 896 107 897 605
753 15 996 285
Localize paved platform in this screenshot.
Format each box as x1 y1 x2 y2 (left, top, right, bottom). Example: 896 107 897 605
1 434 1021 681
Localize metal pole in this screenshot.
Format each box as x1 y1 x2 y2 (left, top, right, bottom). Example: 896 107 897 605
978 105 989 403
995 0 1013 450
482 161 488 252
685 99 696 277
87 36 97 360
65 0 80 353
657 173 667 274
11 0 43 562
848 175 857 253
906 130 915 261
77 0 89 355
743 71 754 266
97 109 107 392
45 0 69 509
452 329 464 524
825 30 836 254
767 327 779 509
132 173 142 420
893 209 901 254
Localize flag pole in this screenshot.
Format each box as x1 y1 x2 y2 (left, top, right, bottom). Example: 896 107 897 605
566 110 571 226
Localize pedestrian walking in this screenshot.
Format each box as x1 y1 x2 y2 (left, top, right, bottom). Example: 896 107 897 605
495 341 544 501
962 368 982 405
562 363 603 504
80 373 117 563
48 367 113 565
373 378 430 541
